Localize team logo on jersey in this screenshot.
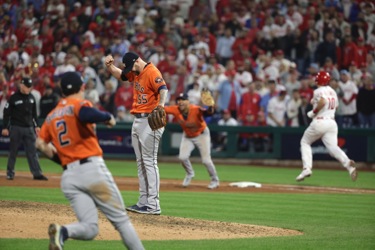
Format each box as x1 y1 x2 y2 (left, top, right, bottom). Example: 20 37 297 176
155 77 164 84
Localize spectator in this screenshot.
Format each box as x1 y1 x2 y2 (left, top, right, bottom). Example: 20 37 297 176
234 61 253 93
322 57 340 81
215 109 238 152
238 82 261 124
330 78 345 127
315 31 337 67
84 78 100 107
339 70 359 127
39 85 59 119
260 79 279 116
216 28 235 66
214 71 242 118
287 89 302 127
266 88 288 127
341 35 359 70
115 106 134 123
356 75 375 128
115 81 134 112
298 93 313 127
0 85 11 119
99 80 116 114
187 81 201 105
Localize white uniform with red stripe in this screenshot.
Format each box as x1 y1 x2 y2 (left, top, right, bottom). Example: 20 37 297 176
300 86 352 170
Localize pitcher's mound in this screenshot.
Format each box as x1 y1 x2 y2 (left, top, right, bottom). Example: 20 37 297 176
0 201 301 240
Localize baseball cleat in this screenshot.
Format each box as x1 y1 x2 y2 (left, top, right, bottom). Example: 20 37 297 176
48 223 64 250
33 175 48 180
296 168 312 182
208 180 219 189
126 204 140 212
182 175 194 187
132 206 161 215
6 175 14 180
348 160 357 181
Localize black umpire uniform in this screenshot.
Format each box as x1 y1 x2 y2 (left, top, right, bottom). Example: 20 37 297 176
1 77 47 180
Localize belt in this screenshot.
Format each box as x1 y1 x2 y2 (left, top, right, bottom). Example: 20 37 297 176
316 117 334 120
134 113 150 118
63 157 91 171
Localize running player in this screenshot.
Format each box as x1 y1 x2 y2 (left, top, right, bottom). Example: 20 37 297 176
36 72 144 250
296 71 357 182
164 93 220 189
105 52 168 215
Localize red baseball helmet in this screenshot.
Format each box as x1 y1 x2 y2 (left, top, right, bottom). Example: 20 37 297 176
315 71 331 86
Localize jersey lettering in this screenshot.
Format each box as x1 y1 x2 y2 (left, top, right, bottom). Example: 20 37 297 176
327 97 335 110
137 94 148 104
56 120 70 146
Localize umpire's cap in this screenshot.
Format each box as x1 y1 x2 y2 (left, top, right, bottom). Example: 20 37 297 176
21 77 33 88
122 52 139 74
60 71 84 96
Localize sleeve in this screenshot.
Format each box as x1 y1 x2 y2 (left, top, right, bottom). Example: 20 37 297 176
2 96 12 129
39 122 52 144
76 100 112 123
164 106 174 114
150 67 167 93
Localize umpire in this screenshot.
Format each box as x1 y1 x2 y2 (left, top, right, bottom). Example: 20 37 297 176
1 77 48 180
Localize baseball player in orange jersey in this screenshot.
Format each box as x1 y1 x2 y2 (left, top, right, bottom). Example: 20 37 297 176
36 72 144 250
296 71 357 182
164 93 220 189
105 52 168 215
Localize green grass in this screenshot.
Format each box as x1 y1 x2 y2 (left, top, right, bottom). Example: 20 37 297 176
1 157 375 249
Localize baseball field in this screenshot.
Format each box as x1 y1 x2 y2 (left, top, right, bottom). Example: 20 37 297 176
0 157 374 250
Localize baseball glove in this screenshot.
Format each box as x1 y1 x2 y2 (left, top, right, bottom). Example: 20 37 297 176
201 89 215 106
148 106 167 131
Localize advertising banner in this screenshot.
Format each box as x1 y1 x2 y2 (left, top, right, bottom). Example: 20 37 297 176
281 134 367 162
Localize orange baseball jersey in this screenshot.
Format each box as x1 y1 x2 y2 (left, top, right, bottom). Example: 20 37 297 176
164 105 207 138
126 63 167 114
39 98 102 167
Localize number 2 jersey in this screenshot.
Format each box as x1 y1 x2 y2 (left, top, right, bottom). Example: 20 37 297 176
39 98 102 166
312 86 338 119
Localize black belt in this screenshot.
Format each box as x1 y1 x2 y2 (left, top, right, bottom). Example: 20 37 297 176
63 157 91 170
134 113 150 118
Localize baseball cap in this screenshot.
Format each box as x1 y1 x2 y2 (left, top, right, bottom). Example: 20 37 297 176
60 71 84 96
122 52 139 74
21 77 33 88
176 93 188 101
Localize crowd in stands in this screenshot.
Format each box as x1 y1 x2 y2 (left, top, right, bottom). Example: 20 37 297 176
1 0 375 134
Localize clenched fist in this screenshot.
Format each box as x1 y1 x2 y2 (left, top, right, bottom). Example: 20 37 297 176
105 55 114 67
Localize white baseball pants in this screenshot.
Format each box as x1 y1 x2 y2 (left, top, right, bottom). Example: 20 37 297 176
300 119 351 170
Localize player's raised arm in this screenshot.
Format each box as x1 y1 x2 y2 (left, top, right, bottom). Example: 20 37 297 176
105 54 122 80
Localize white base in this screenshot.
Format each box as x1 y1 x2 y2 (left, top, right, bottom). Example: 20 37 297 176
229 182 262 188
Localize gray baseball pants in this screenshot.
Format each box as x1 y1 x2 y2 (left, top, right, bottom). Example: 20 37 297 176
131 117 164 212
61 156 144 250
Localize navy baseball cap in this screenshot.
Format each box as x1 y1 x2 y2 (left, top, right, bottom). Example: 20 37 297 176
60 71 84 96
21 77 33 88
176 93 188 101
122 52 139 74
